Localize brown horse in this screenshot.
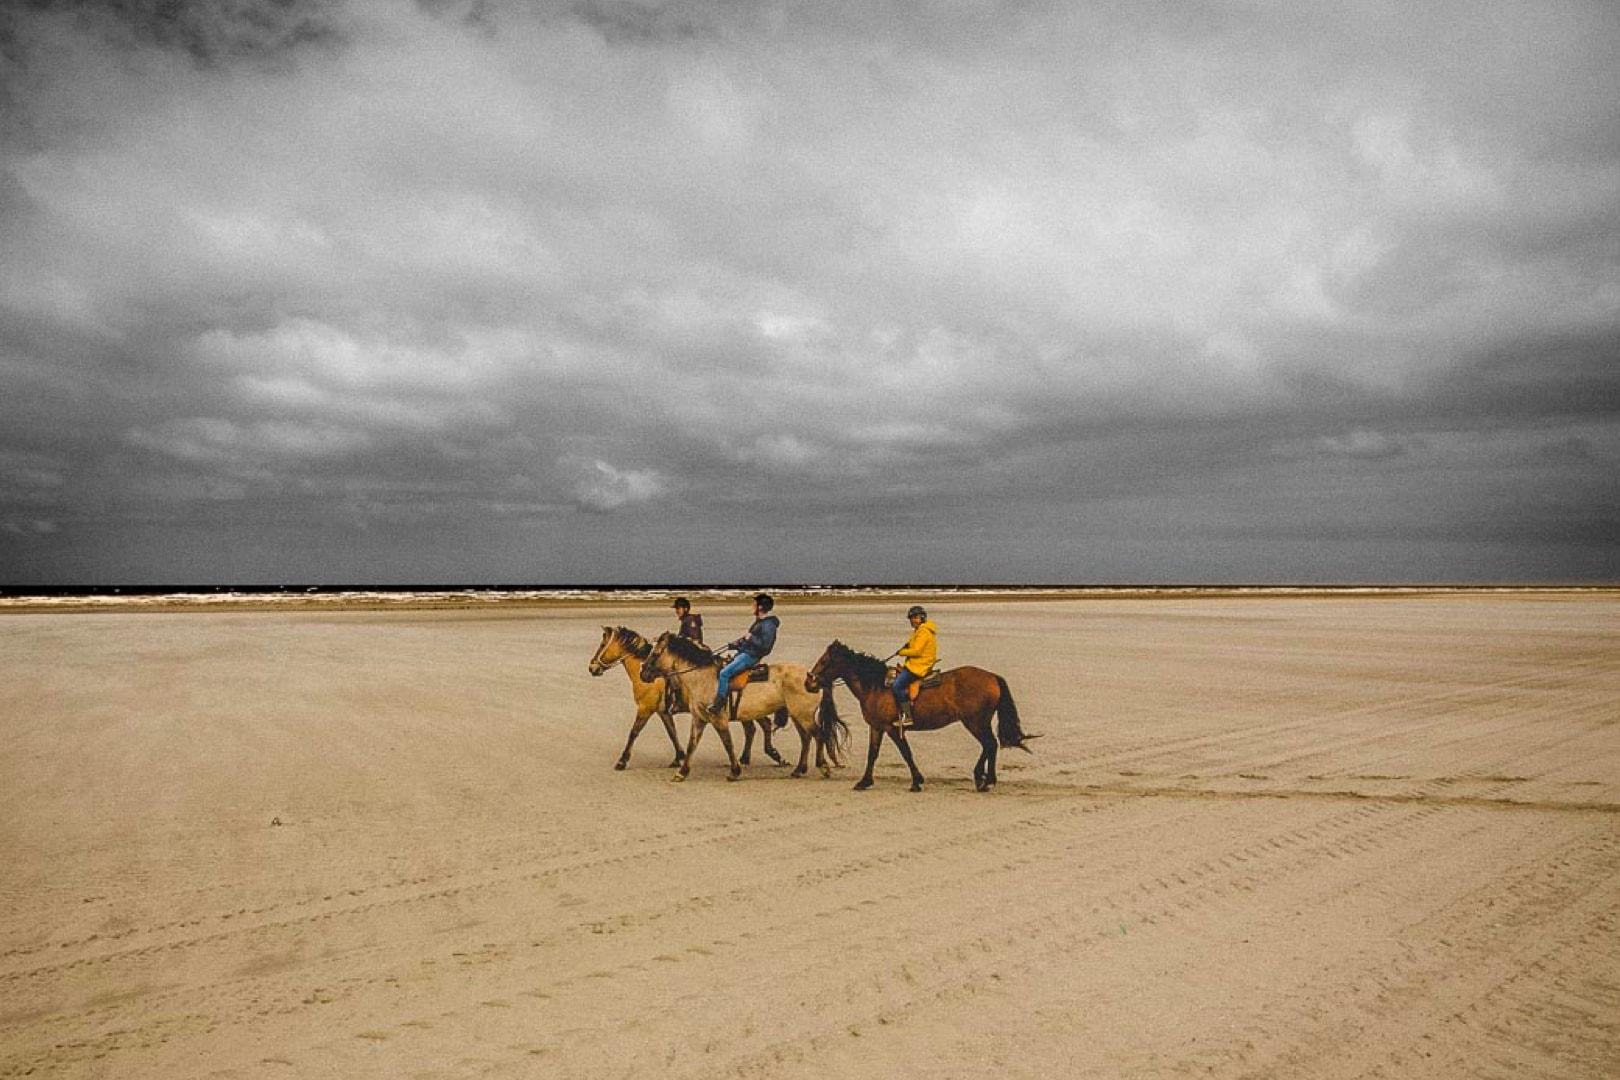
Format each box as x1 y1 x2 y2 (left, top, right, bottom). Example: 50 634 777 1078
806 640 1037 792
640 632 848 782
587 626 786 771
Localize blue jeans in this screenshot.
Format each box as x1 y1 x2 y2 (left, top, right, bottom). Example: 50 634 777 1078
714 652 759 707
892 666 919 709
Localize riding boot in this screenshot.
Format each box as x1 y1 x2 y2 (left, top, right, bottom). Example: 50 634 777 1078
896 699 913 730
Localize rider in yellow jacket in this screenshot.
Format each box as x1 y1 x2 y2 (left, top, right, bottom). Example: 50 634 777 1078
892 605 937 729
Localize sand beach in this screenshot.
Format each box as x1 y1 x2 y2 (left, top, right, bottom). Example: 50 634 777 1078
1 592 1616 1078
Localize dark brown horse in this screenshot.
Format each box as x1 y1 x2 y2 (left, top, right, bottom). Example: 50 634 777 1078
806 641 1036 792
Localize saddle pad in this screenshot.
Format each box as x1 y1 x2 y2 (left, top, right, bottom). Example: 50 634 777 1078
730 664 769 690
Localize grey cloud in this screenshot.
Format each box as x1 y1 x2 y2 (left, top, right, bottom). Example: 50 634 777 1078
1313 430 1412 460
2 0 1617 583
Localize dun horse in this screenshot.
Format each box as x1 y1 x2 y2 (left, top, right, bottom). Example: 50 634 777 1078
588 626 786 771
640 633 848 782
806 641 1037 791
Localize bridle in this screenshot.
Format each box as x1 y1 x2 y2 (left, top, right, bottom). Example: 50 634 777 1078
590 628 652 675
639 635 729 682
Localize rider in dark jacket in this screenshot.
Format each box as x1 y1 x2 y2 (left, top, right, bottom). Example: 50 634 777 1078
708 593 778 716
672 596 703 643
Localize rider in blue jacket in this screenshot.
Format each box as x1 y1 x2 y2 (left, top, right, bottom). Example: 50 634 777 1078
708 593 778 716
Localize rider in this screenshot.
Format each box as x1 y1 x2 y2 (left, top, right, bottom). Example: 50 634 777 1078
708 593 778 717
664 597 704 714
892 604 938 729
672 596 703 643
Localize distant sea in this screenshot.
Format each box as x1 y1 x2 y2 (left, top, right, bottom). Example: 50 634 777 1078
1 583 1611 611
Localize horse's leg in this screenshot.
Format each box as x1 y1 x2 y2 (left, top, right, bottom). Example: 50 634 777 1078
986 716 1000 788
740 719 755 766
659 711 686 769
854 724 883 790
761 707 788 765
616 706 655 770
969 718 996 792
713 719 743 781
811 714 830 779
889 729 925 792
674 717 706 781
790 716 811 778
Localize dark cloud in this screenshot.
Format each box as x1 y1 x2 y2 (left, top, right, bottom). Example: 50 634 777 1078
2 0 1617 583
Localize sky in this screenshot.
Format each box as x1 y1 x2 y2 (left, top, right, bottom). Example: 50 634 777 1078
1 0 1617 585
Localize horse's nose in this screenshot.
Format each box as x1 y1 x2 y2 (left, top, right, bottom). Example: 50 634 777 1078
588 665 603 677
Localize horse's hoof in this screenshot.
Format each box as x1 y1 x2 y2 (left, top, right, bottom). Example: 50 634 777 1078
821 768 832 779
790 768 806 779
727 770 742 782
614 760 628 771
910 783 924 792
670 772 687 783
853 780 873 791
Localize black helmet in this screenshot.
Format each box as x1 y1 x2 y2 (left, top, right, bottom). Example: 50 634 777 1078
672 596 690 610
753 592 774 612
907 605 927 619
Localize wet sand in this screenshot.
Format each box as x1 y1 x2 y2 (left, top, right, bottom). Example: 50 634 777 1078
2 594 1617 1078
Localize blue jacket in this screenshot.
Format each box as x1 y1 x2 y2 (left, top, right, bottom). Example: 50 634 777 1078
731 615 779 658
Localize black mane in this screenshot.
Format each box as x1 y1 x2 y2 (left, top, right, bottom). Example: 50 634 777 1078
660 632 718 667
827 640 890 685
613 626 652 659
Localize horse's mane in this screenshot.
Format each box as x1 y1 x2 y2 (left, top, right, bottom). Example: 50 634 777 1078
827 640 889 684
660 632 718 667
613 626 652 658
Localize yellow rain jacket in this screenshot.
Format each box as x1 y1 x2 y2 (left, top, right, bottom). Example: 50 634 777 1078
897 619 939 676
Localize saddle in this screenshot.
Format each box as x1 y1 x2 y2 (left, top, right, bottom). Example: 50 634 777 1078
884 664 944 691
709 664 770 721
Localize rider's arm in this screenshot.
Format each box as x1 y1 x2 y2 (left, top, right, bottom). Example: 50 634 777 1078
897 626 923 658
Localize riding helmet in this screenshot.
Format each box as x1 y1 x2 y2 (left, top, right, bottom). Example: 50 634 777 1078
907 605 927 619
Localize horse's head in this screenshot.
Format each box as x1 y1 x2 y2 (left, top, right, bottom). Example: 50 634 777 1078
638 632 673 682
805 640 847 692
588 626 618 676
589 626 650 676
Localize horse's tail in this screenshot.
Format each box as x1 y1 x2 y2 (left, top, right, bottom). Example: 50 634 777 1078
994 675 1039 752
817 687 849 751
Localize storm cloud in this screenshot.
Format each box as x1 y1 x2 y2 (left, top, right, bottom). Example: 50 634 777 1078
2 0 1616 584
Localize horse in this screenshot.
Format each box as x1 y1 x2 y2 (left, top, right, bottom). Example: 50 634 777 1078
805 640 1037 792
639 632 848 782
587 626 787 771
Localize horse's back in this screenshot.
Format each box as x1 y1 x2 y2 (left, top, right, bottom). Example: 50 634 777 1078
939 665 1005 710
